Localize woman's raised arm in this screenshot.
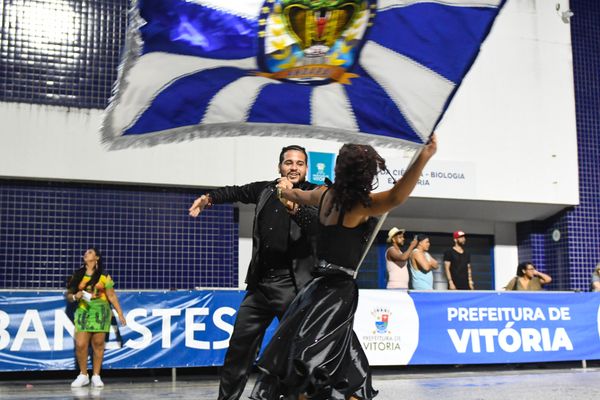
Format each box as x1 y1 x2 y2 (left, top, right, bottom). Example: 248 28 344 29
364 135 437 217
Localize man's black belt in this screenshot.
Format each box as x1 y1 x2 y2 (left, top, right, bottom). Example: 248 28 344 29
262 268 291 278
316 260 355 277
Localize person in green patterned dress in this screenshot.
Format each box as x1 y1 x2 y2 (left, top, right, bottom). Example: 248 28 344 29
66 247 126 388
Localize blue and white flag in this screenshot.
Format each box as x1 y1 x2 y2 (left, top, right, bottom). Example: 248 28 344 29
102 0 506 149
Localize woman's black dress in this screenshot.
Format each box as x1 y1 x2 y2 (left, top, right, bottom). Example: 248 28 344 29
250 191 378 400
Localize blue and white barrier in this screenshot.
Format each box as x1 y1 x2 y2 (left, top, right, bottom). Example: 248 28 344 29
0 290 598 371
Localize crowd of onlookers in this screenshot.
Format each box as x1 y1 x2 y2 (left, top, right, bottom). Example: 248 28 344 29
385 228 600 292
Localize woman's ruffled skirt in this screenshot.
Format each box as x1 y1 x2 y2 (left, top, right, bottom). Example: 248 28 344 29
250 275 377 400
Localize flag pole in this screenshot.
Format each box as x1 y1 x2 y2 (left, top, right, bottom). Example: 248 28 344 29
353 145 424 279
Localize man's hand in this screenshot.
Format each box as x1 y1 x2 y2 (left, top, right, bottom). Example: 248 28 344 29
277 177 293 190
189 195 211 218
277 182 298 214
448 280 457 290
283 200 299 215
276 177 297 212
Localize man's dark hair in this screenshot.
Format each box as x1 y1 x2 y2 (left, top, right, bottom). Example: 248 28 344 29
279 145 308 164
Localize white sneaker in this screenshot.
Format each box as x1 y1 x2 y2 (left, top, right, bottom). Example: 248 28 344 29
71 374 90 388
91 375 104 388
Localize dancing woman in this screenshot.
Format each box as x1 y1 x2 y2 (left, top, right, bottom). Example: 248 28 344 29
250 136 437 400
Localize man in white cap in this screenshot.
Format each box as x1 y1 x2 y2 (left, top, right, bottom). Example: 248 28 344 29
386 227 417 289
443 230 474 290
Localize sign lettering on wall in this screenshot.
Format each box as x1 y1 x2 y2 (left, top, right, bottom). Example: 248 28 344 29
376 159 476 198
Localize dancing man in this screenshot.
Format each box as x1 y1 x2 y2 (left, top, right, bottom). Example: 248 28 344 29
189 145 318 400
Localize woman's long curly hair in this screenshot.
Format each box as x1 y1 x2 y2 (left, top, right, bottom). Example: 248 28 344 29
66 247 104 293
327 144 386 215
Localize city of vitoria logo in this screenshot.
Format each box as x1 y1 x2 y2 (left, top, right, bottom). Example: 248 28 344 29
372 307 392 334
257 0 377 84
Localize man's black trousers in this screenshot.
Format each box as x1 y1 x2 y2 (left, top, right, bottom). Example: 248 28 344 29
217 274 298 400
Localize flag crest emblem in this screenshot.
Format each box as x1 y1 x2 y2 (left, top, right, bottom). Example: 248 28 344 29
258 0 376 84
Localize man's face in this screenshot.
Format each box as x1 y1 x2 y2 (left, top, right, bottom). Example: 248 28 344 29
279 150 307 184
420 238 430 251
457 236 466 246
393 233 405 246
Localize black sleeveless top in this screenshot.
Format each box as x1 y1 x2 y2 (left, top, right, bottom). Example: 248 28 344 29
317 188 372 269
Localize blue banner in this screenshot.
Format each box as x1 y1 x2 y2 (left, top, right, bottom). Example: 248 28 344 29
0 291 246 370
410 292 600 364
102 0 506 149
1 290 598 371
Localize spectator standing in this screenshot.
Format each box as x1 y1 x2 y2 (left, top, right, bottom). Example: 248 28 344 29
443 230 474 290
409 236 439 290
66 248 126 388
386 227 417 289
